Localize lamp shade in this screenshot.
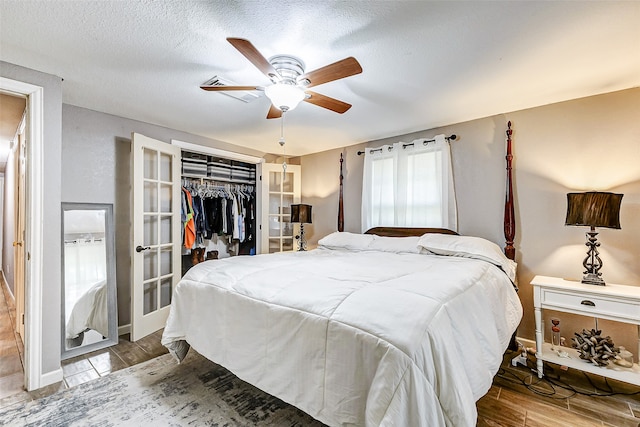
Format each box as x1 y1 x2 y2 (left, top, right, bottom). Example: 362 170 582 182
264 84 305 111
291 204 312 224
565 192 623 229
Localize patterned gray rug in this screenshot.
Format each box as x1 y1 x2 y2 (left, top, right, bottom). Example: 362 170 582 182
0 351 326 426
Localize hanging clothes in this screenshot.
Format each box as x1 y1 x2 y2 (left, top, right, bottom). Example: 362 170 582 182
192 195 206 247
181 150 258 258
182 187 196 249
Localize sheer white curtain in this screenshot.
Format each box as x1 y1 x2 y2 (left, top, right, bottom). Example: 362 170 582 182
361 134 457 232
64 238 107 323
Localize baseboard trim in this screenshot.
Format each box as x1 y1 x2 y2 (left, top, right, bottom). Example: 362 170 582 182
40 367 64 388
515 336 535 350
118 324 131 336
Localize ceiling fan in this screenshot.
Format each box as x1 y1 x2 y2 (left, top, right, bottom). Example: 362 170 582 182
201 38 363 119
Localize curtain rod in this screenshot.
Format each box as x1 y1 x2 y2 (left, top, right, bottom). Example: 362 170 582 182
357 134 457 156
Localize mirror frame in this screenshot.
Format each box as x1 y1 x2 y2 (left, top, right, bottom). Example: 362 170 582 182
61 202 118 360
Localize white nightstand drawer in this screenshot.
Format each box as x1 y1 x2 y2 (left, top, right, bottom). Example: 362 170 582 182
542 289 640 319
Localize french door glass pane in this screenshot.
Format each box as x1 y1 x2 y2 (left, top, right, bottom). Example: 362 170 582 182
160 215 171 244
282 220 293 238
143 281 157 315
160 184 172 212
282 195 293 214
160 247 172 276
269 216 280 237
160 152 172 182
269 171 282 192
160 278 172 308
269 194 280 214
144 182 158 212
143 148 157 180
283 172 294 192
143 215 158 246
268 239 280 254
143 249 158 281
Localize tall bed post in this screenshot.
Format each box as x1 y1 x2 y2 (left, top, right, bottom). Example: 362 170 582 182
505 121 519 351
338 153 344 232
504 121 516 261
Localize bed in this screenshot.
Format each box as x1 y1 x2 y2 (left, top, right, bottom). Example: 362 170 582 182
65 279 109 346
161 123 521 426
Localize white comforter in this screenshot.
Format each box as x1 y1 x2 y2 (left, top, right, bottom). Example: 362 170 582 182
66 279 108 339
162 245 521 426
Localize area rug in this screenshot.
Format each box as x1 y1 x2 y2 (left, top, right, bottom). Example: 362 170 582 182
0 351 326 426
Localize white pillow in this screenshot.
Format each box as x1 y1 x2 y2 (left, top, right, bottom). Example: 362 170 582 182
417 233 517 282
317 232 376 251
368 236 422 254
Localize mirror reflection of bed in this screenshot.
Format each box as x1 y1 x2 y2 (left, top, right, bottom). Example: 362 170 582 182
61 203 118 359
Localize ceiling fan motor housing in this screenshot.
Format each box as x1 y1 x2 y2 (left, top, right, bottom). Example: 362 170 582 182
268 55 305 85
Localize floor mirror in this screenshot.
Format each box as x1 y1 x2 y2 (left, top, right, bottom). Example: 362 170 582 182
61 202 118 360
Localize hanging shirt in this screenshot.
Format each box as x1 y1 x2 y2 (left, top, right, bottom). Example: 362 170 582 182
192 195 206 246
232 194 240 240
182 188 196 249
221 198 228 235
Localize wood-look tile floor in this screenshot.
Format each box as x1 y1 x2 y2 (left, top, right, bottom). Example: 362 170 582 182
0 277 167 410
2 276 640 425
479 350 640 426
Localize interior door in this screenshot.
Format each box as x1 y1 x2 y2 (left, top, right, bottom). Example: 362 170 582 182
131 133 181 341
14 132 26 341
260 162 301 253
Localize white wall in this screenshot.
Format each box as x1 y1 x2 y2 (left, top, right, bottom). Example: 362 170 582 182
61 104 267 326
0 61 63 376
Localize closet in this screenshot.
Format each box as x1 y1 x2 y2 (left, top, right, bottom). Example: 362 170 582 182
180 150 257 275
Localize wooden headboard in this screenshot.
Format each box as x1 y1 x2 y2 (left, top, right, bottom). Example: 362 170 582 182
364 227 457 237
340 122 516 261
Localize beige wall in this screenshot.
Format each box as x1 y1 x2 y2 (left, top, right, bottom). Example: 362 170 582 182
301 87 640 351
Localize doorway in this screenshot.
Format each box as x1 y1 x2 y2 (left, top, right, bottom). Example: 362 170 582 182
0 76 47 391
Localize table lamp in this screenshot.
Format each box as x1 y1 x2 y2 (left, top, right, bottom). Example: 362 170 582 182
565 191 623 285
291 204 312 251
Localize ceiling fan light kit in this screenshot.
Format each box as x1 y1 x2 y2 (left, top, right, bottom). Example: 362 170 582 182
264 84 305 112
201 37 362 119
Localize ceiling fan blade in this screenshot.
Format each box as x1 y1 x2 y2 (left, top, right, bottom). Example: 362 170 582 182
267 104 282 119
304 91 352 114
227 37 281 82
200 85 262 91
298 57 362 88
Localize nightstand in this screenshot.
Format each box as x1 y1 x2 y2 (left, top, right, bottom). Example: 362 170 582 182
531 275 640 386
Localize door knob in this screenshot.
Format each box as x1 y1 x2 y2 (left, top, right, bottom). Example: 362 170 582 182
136 245 150 253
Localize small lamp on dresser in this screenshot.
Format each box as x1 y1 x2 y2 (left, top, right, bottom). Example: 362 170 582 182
291 204 312 251
565 191 623 285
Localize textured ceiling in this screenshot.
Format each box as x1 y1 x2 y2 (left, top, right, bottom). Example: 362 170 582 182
1 1 639 157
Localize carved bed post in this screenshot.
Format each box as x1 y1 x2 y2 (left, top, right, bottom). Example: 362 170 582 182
338 153 344 232
505 121 519 351
504 121 516 261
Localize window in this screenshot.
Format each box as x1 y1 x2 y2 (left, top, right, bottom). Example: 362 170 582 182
361 135 457 232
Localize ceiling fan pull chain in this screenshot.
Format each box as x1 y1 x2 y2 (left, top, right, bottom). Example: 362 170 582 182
280 113 287 174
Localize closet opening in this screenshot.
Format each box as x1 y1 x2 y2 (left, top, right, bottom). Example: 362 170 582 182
180 150 258 276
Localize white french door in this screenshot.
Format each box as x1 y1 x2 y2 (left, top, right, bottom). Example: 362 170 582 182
131 133 181 341
260 163 301 253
